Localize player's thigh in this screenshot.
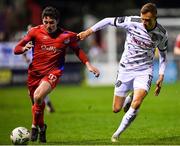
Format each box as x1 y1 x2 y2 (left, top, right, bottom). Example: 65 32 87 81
132 74 152 109
34 81 52 100
34 71 61 99
131 89 147 109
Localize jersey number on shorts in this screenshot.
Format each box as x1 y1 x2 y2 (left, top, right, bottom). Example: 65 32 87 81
115 80 122 87
48 74 57 83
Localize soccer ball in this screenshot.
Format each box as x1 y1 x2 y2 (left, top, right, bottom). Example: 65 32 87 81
10 127 30 145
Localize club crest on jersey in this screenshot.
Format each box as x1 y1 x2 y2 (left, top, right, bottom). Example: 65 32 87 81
63 38 70 44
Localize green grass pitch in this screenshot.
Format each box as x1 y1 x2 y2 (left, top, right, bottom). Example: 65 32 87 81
0 83 180 145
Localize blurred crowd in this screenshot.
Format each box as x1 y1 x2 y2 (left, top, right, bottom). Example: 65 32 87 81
0 0 41 42
0 0 180 55
0 0 134 42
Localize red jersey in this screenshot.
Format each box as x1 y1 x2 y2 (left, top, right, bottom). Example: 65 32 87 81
14 25 88 76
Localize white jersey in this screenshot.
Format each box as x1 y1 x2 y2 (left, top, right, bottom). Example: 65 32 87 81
91 16 168 75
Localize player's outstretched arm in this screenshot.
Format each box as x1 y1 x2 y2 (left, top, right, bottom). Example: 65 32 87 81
77 18 115 40
154 74 164 96
85 62 100 78
77 28 93 41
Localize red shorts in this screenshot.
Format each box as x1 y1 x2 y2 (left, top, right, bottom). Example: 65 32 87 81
27 70 62 100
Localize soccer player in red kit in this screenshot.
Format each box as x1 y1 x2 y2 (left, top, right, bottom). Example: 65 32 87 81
14 6 100 143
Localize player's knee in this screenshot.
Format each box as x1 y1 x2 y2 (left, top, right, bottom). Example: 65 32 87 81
131 100 142 109
112 106 121 113
33 93 42 104
113 109 120 113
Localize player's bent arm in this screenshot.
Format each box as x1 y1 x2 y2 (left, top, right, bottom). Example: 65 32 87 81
14 39 26 54
154 50 167 96
14 27 35 55
155 30 168 96
14 41 34 55
73 47 100 77
70 42 100 77
72 47 89 64
158 32 168 75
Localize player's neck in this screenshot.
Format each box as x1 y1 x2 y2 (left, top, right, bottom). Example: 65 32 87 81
48 27 62 38
147 21 157 32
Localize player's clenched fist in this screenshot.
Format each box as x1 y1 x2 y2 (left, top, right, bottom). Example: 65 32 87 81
23 41 34 52
77 28 93 40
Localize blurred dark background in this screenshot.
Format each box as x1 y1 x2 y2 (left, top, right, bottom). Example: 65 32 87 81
1 0 180 41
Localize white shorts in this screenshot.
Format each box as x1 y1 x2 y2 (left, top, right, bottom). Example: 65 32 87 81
114 69 153 97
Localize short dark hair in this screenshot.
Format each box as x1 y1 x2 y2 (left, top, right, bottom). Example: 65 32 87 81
141 3 157 17
42 6 60 21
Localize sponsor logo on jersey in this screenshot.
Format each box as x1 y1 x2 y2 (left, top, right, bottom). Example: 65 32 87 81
41 45 62 53
132 36 155 49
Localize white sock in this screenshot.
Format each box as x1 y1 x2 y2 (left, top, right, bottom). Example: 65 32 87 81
113 107 138 137
32 124 37 128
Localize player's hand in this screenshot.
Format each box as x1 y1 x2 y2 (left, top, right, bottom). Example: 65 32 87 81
154 74 164 96
77 28 93 40
23 41 34 52
86 62 100 77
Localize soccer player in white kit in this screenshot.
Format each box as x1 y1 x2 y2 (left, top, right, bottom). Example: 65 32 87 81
78 3 168 142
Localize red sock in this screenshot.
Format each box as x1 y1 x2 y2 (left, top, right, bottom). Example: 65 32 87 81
39 101 45 128
32 103 42 127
